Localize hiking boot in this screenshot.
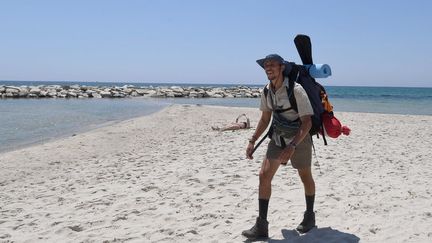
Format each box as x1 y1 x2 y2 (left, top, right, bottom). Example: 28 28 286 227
242 217 269 239
296 211 316 233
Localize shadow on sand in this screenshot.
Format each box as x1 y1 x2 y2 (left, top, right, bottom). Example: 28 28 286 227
245 227 360 243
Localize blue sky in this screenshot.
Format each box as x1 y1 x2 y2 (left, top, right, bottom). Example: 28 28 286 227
1 0 431 87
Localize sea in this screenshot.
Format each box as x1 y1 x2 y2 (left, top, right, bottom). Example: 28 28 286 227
1 80 431 153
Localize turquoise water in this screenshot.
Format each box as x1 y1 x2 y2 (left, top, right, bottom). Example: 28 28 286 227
0 98 166 152
325 86 432 115
326 86 432 100
1 81 431 152
160 86 432 115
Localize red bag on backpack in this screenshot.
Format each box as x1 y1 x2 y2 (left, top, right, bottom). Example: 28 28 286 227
322 112 351 138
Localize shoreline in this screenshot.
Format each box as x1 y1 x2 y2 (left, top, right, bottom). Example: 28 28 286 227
1 104 431 242
1 103 431 155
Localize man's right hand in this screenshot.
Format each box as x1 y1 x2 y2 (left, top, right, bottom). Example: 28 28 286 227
246 142 255 159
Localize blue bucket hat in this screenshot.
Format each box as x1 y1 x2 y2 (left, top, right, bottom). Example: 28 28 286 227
256 54 286 69
256 54 293 75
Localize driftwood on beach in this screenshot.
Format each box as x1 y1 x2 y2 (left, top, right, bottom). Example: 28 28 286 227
0 85 263 99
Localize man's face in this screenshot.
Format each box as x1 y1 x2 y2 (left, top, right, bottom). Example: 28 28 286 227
263 59 284 81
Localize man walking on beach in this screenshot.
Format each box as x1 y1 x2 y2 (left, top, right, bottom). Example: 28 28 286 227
243 54 316 239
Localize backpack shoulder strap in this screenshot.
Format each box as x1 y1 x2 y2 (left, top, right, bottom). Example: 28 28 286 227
263 84 269 98
287 69 299 112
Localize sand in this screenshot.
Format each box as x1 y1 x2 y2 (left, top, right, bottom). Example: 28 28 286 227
0 104 431 243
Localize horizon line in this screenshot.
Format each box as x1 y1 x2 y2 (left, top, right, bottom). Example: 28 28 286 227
1 80 431 89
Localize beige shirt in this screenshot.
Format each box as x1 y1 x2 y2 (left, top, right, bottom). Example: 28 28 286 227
260 78 313 121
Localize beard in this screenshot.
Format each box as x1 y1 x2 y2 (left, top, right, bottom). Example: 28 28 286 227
266 71 279 81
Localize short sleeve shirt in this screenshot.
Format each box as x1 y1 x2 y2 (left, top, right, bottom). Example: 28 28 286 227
260 78 313 121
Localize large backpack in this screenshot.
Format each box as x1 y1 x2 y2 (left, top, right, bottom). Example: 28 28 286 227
251 34 349 155
263 64 330 145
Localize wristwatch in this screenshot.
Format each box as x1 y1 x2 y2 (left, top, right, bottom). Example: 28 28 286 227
289 141 297 149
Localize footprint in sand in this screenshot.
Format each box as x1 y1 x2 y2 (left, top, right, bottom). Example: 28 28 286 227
0 234 11 239
141 186 158 192
68 225 84 232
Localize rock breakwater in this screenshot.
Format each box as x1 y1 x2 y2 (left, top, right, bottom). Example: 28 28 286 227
0 84 263 99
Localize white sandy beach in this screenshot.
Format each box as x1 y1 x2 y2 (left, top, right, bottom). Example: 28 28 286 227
0 104 431 243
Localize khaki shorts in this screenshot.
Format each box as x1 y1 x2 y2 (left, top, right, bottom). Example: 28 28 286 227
266 135 312 169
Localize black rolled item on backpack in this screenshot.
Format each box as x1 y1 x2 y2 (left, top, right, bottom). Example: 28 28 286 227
294 34 313 65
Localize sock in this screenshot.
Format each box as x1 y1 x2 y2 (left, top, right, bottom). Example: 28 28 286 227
306 194 315 213
258 199 269 220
